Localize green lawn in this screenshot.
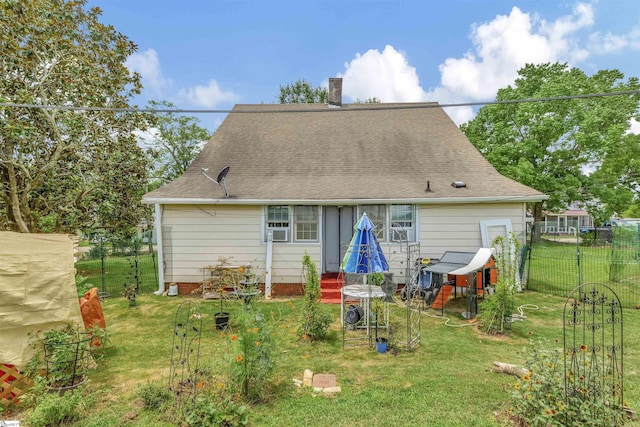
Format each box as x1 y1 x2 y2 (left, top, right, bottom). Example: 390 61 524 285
76 253 158 296
527 239 640 308
5 291 640 426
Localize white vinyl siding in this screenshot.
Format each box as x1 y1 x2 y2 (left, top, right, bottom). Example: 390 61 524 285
161 205 319 284
158 201 527 287
417 202 526 260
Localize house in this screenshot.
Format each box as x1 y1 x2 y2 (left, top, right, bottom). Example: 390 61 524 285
143 86 546 296
541 209 594 234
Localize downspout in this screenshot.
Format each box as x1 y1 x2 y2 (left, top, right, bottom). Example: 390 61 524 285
265 230 273 299
153 203 165 295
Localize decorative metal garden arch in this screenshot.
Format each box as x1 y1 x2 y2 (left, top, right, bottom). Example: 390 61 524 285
564 282 623 424
169 300 203 411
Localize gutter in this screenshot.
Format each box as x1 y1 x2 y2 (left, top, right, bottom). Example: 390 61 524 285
142 194 548 206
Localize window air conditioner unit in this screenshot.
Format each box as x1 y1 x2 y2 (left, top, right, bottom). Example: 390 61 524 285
391 229 410 242
270 228 289 242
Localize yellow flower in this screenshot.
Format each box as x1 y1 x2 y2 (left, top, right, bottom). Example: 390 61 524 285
218 383 224 389
253 327 259 333
514 383 521 390
236 354 244 362
255 341 261 346
230 334 238 341
521 374 530 382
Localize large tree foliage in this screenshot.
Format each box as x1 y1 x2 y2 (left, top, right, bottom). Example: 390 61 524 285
0 0 152 233
147 100 211 188
461 63 640 224
278 79 328 103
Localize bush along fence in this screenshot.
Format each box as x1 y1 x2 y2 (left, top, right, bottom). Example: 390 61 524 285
524 221 640 309
75 234 159 297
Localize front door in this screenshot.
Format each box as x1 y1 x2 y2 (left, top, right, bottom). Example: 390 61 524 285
323 206 356 273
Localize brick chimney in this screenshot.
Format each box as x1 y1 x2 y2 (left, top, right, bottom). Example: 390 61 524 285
328 77 342 107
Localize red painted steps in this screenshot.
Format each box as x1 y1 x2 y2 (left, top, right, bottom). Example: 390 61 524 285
320 273 342 304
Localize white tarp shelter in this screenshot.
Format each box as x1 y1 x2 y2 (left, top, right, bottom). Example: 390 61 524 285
0 232 84 369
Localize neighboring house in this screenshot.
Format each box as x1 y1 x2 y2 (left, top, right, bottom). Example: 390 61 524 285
143 95 546 296
542 209 594 234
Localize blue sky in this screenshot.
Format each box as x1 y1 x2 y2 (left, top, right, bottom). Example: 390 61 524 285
90 0 640 131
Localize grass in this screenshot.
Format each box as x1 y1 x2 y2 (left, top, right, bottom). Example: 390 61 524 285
76 253 158 296
5 290 640 426
527 239 640 308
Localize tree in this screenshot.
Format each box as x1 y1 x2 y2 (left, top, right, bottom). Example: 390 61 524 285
147 100 211 187
461 63 640 223
0 0 152 233
278 79 328 103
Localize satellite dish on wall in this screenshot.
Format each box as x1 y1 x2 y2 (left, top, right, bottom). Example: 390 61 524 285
200 165 231 198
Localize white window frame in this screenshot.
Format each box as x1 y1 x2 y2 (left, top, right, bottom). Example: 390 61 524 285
357 204 416 242
266 205 290 242
265 205 320 243
294 205 319 242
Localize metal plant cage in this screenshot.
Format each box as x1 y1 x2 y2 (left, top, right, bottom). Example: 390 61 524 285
43 330 92 391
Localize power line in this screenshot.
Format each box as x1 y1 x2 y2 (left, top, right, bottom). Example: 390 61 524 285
0 89 638 114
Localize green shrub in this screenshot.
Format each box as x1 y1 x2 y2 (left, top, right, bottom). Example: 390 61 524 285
185 397 249 426
75 275 94 297
138 380 173 411
27 387 87 427
479 232 520 334
298 253 332 341
87 243 109 260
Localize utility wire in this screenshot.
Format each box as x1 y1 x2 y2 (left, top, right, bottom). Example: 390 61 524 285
0 89 638 114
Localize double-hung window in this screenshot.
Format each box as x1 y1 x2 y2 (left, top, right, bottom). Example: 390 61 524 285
265 205 319 243
294 206 318 241
357 204 416 242
390 204 415 242
266 205 290 242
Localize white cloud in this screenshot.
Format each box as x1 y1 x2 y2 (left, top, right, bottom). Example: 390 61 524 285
177 80 239 108
338 45 427 103
589 26 640 54
438 4 593 102
125 49 170 96
127 49 238 108
337 4 599 125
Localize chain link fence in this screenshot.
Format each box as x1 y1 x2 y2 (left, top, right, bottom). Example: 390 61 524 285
75 233 158 297
524 221 640 308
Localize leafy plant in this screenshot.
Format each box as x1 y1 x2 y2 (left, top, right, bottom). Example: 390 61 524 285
298 253 332 341
138 380 173 411
502 339 623 426
87 242 109 260
26 387 88 427
479 233 520 334
185 397 249 427
75 275 94 297
123 283 138 307
26 325 92 389
230 306 274 402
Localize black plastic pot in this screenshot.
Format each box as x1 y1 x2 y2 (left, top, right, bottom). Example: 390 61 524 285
215 312 230 330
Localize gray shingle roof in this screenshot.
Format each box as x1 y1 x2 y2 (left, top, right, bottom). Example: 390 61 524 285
143 103 545 203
